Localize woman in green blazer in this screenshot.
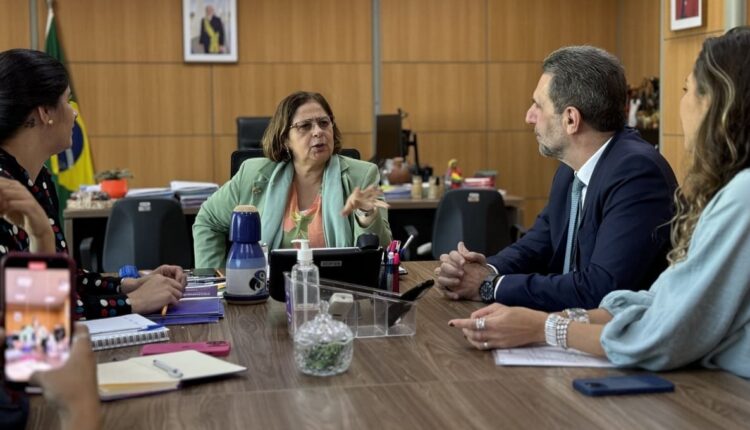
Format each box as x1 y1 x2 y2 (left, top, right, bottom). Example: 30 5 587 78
194 91 392 268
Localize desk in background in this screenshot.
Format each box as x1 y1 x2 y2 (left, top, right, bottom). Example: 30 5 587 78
28 261 750 429
63 194 522 266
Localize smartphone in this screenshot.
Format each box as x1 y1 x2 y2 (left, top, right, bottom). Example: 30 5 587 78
1 253 76 388
385 279 434 327
573 374 675 396
140 340 231 357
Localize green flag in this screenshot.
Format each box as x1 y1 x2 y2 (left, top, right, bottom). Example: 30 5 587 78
45 1 96 221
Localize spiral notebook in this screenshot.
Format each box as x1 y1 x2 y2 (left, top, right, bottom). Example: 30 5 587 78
81 314 170 351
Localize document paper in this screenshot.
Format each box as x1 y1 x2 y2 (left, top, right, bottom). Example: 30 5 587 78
493 345 615 368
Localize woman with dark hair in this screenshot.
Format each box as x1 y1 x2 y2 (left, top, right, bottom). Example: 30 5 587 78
0 49 186 319
449 27 750 378
194 91 392 268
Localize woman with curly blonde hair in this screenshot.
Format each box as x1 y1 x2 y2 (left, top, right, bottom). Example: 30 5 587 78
448 27 750 378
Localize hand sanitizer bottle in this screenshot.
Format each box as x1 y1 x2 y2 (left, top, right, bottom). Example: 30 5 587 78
290 239 320 336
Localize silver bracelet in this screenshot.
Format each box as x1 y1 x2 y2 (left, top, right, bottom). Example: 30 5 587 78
556 317 572 349
545 314 560 347
545 314 573 349
563 308 590 324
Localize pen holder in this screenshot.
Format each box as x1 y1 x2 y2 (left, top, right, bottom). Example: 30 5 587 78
379 262 400 293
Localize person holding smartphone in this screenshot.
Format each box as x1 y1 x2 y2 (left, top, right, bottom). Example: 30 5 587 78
0 49 187 319
1 325 100 430
449 27 750 379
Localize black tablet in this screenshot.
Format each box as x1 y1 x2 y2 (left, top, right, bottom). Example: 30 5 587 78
268 247 384 302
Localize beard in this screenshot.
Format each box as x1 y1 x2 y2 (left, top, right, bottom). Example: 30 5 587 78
538 140 564 160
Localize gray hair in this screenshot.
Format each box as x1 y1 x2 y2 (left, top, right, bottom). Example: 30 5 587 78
542 46 627 132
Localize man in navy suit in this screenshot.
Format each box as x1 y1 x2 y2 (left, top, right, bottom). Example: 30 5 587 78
436 46 677 312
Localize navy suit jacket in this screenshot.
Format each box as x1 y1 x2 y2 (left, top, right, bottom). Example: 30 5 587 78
488 129 677 311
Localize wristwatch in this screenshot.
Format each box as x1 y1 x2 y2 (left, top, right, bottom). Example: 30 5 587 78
354 207 375 218
479 274 498 303
563 308 590 324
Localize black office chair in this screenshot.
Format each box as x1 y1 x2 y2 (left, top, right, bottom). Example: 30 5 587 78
230 148 361 177
430 189 511 259
237 116 271 149
81 197 192 272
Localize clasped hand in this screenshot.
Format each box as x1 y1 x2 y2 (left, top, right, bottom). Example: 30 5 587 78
435 241 492 301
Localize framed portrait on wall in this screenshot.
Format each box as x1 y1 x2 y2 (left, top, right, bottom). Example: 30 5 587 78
671 0 702 31
183 0 238 62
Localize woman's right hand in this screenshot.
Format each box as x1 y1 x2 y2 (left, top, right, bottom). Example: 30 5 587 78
0 177 55 253
126 274 184 314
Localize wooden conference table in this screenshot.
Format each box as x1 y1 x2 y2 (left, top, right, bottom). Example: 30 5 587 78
28 262 750 429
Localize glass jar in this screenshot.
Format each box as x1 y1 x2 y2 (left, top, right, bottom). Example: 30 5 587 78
293 302 353 376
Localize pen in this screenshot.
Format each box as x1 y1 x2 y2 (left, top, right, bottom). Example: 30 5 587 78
152 359 183 378
161 305 168 316
140 324 165 331
400 234 415 257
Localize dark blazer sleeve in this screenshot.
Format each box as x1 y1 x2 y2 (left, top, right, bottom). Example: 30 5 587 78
489 142 676 312
486 167 568 276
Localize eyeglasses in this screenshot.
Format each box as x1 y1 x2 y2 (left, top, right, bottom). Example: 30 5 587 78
288 116 334 134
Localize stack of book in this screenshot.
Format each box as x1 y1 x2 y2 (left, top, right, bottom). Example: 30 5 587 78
170 181 219 208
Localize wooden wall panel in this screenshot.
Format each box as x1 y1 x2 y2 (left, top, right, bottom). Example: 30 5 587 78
381 64 486 131
52 0 183 62
214 136 236 185
486 132 559 198
487 63 539 131
0 0 29 50
342 133 374 162
92 137 215 188
415 132 488 181
69 64 213 136
618 0 660 85
239 0 371 63
212 64 372 135
381 0 486 61
488 0 618 62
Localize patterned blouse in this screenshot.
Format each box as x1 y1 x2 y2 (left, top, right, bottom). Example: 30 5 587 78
0 148 131 320
280 184 325 249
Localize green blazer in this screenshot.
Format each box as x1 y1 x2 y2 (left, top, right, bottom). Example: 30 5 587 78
193 154 392 268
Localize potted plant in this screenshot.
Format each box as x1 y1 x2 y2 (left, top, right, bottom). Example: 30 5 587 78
95 168 133 199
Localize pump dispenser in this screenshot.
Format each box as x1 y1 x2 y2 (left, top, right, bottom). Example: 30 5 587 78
289 239 320 336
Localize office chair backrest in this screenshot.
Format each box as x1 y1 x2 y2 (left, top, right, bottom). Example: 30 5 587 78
230 148 362 177
101 197 192 272
431 189 511 259
237 116 271 149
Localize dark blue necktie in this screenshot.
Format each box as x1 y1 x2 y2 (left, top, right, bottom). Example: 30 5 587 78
563 176 584 274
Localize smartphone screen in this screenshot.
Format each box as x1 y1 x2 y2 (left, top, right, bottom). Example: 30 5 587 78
2 254 74 384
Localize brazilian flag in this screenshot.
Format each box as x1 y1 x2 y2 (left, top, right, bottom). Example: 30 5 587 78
45 2 95 221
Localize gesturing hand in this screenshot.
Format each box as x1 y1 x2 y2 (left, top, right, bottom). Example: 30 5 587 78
341 185 390 226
